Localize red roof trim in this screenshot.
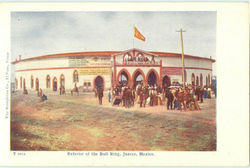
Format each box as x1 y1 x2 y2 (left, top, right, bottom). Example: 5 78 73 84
12 50 215 64
151 51 216 63
15 66 112 72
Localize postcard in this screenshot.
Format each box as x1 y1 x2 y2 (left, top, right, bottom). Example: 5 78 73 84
0 1 249 166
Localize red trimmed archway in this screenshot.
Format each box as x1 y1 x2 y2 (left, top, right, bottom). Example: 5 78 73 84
162 74 171 89
116 68 132 87
208 74 211 86
132 68 146 88
60 74 65 88
93 75 105 90
46 75 51 88
146 69 160 87
53 77 57 91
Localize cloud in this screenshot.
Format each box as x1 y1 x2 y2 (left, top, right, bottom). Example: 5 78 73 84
11 11 216 60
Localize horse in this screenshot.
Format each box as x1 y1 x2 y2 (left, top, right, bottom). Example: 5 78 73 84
71 87 79 96
176 91 186 111
176 90 200 111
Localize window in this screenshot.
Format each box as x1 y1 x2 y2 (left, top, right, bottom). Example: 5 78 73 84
73 70 79 83
31 75 34 88
46 75 51 88
208 74 211 86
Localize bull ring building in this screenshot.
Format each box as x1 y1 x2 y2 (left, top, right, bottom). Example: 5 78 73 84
12 48 215 92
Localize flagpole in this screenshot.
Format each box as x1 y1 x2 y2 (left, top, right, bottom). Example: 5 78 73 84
176 28 186 88
133 26 134 49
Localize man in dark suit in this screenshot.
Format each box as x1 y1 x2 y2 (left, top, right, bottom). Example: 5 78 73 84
166 88 174 110
97 86 104 105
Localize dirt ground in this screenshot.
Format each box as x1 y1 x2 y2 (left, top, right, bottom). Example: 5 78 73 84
11 90 216 151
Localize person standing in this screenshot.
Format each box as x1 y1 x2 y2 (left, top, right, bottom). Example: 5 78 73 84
203 87 207 99
200 87 204 103
150 89 154 106
131 88 135 106
124 88 130 108
153 88 158 106
195 87 200 101
97 87 104 105
167 89 174 110
39 88 43 97
207 87 212 99
108 89 111 103
139 90 144 107
59 86 62 95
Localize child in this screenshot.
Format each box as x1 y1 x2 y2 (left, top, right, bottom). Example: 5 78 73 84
174 100 179 110
108 89 111 103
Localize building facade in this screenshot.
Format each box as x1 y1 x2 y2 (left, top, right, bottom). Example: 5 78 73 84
12 48 215 92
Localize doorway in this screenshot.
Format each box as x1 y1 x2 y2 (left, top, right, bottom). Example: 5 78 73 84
95 76 104 90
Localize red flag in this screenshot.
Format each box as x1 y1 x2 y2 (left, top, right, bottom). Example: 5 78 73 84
134 26 146 42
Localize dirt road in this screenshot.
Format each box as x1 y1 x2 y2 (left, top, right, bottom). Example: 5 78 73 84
11 91 216 151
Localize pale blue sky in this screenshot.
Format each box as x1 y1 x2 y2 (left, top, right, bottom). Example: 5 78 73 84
11 11 216 73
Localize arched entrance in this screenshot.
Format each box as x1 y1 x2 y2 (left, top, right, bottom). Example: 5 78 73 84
117 69 132 87
46 75 51 88
132 69 145 88
118 71 129 86
205 76 208 86
60 74 65 89
196 76 199 87
191 73 195 86
147 70 158 87
162 75 171 89
53 77 57 91
35 78 39 91
94 76 104 90
200 74 203 87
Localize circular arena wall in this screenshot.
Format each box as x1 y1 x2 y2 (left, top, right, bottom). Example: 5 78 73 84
13 48 215 92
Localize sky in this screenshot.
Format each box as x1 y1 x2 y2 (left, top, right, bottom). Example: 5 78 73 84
11 11 216 74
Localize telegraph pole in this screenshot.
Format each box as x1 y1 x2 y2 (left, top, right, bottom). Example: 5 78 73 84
176 28 186 88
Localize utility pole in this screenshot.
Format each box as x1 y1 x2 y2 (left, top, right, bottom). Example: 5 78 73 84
176 28 186 88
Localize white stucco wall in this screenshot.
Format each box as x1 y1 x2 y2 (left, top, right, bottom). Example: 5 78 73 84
15 69 111 91
161 56 212 69
15 57 69 71
185 69 212 86
13 51 214 91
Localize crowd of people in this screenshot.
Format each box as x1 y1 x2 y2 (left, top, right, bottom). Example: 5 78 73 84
99 82 214 111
